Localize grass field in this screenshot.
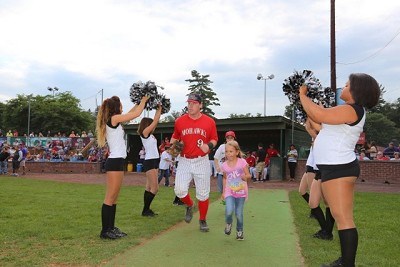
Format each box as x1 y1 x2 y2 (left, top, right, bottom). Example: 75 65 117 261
289 190 400 266
1 177 399 266
0 177 219 266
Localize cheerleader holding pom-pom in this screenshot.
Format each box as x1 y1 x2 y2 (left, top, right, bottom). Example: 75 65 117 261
300 73 380 267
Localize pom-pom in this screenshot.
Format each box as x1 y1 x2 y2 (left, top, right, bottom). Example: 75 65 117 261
282 70 335 123
129 80 170 113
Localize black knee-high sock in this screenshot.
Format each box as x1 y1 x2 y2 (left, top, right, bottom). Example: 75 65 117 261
339 228 358 267
101 203 113 233
110 204 116 229
325 207 335 234
301 193 310 203
143 190 155 212
311 206 326 230
174 196 180 202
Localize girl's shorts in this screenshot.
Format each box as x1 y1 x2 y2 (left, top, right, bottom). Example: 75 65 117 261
105 158 125 172
143 158 160 172
317 160 360 182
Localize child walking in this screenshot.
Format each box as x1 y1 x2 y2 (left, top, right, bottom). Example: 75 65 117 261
221 140 251 240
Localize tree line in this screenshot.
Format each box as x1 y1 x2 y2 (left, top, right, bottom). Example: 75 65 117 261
1 72 398 147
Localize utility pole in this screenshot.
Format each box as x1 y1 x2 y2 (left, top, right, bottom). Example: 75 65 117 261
27 95 31 146
330 0 337 104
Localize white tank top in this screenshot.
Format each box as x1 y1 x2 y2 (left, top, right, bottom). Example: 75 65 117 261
140 134 159 160
106 123 127 158
306 146 314 167
314 105 365 165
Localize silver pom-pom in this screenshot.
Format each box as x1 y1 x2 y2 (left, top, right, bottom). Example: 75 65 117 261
129 80 171 113
283 70 335 123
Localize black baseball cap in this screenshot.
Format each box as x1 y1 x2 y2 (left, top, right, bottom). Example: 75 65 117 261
187 93 202 103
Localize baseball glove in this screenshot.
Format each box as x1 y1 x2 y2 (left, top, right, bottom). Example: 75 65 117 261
169 141 184 158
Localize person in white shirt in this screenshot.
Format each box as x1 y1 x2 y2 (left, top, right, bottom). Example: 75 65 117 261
214 131 236 203
158 146 173 186
138 105 162 217
96 95 148 240
300 73 380 267
287 144 298 181
390 152 400 161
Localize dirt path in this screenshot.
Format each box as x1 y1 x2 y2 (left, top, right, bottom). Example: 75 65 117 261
20 172 400 193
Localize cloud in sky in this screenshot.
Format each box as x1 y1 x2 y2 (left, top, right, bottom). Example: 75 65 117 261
0 0 399 119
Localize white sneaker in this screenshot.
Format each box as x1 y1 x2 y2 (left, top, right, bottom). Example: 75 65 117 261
236 231 244 240
224 224 232 235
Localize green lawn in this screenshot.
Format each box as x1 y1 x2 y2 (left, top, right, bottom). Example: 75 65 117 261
289 190 400 267
1 177 399 266
0 177 218 266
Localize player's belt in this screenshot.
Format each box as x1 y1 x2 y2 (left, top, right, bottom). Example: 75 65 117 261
182 154 204 159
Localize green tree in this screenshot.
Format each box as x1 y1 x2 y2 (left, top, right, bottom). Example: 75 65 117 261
379 97 400 129
228 113 253 118
369 86 387 113
364 112 400 146
161 110 183 123
0 101 6 133
1 92 95 136
283 105 295 119
185 70 220 117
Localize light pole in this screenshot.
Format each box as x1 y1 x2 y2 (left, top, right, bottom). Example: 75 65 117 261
47 86 59 96
257 73 275 116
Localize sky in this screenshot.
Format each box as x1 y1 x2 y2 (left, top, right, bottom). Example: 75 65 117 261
0 0 399 121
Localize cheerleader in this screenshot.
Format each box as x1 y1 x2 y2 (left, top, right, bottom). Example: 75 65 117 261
96 95 148 239
300 73 380 267
138 105 162 216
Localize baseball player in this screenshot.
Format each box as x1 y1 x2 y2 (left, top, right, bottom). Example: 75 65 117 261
170 93 218 232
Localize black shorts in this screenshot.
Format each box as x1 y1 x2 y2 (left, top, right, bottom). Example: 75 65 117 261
317 159 360 182
314 170 321 181
13 161 20 169
306 165 316 173
105 158 125 172
143 158 160 172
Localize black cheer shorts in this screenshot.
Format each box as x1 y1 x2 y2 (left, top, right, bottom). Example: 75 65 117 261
143 158 160 172
306 165 316 173
314 170 322 181
105 158 125 172
317 159 360 183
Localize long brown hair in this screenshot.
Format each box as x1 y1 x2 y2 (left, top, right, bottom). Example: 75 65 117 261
137 117 154 136
96 96 122 147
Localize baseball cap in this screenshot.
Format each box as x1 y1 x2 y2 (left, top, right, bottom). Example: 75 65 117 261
187 93 202 103
225 131 236 139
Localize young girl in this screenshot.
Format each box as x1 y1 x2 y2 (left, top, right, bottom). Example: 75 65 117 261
221 140 251 240
137 105 162 217
214 130 236 203
96 95 148 240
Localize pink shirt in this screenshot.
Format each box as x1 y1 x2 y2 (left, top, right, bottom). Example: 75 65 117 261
221 158 248 199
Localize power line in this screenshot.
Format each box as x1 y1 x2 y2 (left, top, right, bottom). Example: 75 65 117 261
337 27 400 65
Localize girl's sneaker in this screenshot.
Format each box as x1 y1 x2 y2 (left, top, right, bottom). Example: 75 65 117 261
236 231 244 240
224 223 232 235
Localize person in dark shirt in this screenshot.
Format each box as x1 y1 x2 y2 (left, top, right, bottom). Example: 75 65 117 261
254 143 266 182
0 146 11 174
383 142 400 158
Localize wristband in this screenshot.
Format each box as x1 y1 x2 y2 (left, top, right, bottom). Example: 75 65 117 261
207 142 214 150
